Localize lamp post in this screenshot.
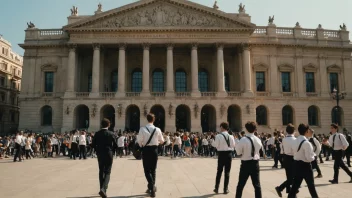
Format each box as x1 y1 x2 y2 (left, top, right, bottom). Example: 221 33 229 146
331 87 346 125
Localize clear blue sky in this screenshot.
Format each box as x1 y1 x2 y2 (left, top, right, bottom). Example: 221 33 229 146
0 0 350 55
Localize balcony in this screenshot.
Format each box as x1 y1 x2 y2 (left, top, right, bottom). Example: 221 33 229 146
306 93 319 97
256 92 270 97
176 92 191 97
76 92 89 98
201 92 217 97
282 92 294 97
227 92 242 97
100 92 116 98
42 92 54 97
126 92 140 97
151 92 165 97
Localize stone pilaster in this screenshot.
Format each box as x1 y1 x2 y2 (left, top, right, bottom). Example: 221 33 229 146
166 44 175 97
90 44 100 98
117 44 126 97
141 43 150 97
216 43 226 97
64 44 77 98
191 43 201 97
242 44 253 97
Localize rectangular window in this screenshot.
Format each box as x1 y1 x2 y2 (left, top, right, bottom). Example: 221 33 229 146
88 74 92 92
282 72 291 92
0 92 5 102
12 82 16 89
306 72 315 93
256 72 265 92
329 73 339 92
44 72 54 92
0 76 5 86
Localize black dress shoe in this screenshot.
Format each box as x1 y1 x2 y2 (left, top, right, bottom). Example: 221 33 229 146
275 187 282 197
150 190 156 197
329 180 338 184
145 189 150 194
213 188 218 194
349 178 352 183
99 189 107 198
224 189 229 194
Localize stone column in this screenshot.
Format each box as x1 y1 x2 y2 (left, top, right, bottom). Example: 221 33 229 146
269 55 280 96
166 44 175 97
117 44 126 97
64 45 76 98
216 44 226 97
191 44 201 97
141 44 150 97
90 44 100 98
319 55 329 97
296 55 304 97
242 45 253 96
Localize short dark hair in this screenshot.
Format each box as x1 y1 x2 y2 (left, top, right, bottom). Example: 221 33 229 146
286 124 295 134
298 123 309 135
331 123 339 130
101 118 111 128
220 122 229 130
147 113 155 123
245 121 257 133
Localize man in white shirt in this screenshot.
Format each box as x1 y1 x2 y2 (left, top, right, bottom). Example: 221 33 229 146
235 121 263 198
288 124 318 198
79 131 87 160
275 124 296 197
51 134 59 156
309 130 323 178
137 113 164 198
117 133 125 158
328 123 352 184
13 131 23 162
212 122 235 194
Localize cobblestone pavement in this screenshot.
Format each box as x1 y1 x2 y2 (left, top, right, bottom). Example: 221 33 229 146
1 156 351 198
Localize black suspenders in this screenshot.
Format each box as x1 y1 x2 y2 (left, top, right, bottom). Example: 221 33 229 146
297 140 306 152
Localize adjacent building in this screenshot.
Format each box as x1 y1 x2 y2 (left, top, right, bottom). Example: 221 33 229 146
0 36 22 134
19 0 352 134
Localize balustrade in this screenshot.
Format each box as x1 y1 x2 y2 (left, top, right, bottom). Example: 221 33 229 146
126 92 140 97
256 92 270 97
151 92 166 97
101 92 116 98
76 92 89 98
227 92 242 97
201 92 217 97
176 92 191 97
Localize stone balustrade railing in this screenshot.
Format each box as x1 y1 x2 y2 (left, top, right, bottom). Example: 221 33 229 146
306 93 319 97
151 92 165 97
176 92 191 97
25 29 68 40
76 92 90 98
227 92 242 97
256 92 270 97
42 92 54 97
126 92 141 97
101 92 116 98
201 92 217 97
282 92 295 97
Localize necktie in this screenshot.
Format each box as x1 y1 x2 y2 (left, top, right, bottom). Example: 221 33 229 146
332 134 336 149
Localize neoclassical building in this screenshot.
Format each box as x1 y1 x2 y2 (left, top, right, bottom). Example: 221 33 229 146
19 0 352 133
0 36 22 134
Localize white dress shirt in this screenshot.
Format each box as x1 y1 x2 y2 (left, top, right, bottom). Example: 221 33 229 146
293 136 315 163
235 133 263 161
212 131 235 151
117 136 125 147
79 135 86 145
202 138 208 146
174 137 182 145
15 135 22 144
51 137 58 145
267 137 275 145
328 133 349 151
165 136 171 146
281 135 296 156
311 137 321 156
137 124 164 146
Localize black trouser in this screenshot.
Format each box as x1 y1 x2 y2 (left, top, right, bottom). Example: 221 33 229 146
311 156 322 175
53 145 59 155
13 143 22 162
97 151 113 191
288 160 318 198
71 143 78 159
278 155 294 193
79 145 86 159
346 152 351 166
142 146 158 191
273 149 283 167
203 145 209 156
173 145 181 157
236 160 262 198
333 150 352 182
215 151 232 190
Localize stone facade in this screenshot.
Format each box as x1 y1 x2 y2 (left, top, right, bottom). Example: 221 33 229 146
19 0 352 134
0 36 22 134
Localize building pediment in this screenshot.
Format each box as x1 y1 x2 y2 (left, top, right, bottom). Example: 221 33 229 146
64 0 255 31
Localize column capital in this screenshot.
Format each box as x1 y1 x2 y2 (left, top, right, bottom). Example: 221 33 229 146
118 43 127 50
142 43 151 50
93 43 100 50
216 43 224 50
240 43 251 51
68 44 77 52
166 43 174 50
191 43 198 50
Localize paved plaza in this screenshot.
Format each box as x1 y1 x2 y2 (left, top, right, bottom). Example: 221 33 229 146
1 157 352 198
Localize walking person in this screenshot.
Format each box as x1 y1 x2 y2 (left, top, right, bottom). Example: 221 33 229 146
212 122 235 194
117 133 125 158
346 134 352 167
327 123 352 184
137 113 164 197
79 131 87 160
275 124 296 197
235 121 263 198
91 118 117 198
70 131 79 160
309 131 323 178
14 131 23 162
288 124 318 198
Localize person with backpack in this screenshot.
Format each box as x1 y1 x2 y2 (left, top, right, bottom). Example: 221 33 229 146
327 123 352 184
212 122 235 194
309 131 323 178
137 113 164 197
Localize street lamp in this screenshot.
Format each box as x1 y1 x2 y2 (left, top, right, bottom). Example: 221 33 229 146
331 87 347 125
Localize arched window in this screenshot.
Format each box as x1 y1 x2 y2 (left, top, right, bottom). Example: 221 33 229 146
198 69 209 92
131 68 142 92
308 106 319 126
331 106 343 126
282 105 293 125
41 105 52 126
256 106 267 125
152 69 164 92
111 71 118 92
175 69 187 92
225 72 230 92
